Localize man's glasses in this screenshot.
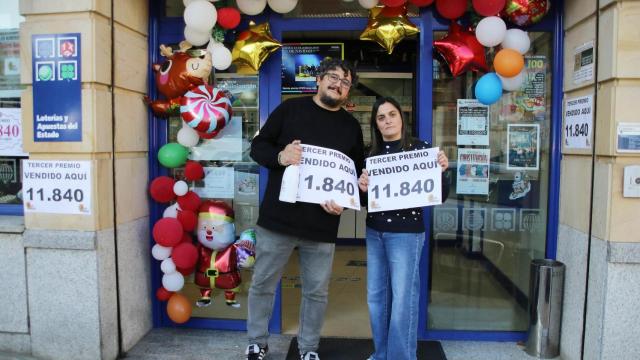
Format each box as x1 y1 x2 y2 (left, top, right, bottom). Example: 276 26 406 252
323 72 352 89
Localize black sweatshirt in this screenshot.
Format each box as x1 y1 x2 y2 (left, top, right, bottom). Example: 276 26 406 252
250 96 365 242
366 139 450 233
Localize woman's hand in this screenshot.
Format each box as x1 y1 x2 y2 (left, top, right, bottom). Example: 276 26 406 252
279 140 302 166
321 200 343 216
358 169 369 192
438 151 449 172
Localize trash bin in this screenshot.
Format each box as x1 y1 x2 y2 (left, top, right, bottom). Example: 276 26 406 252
525 259 565 358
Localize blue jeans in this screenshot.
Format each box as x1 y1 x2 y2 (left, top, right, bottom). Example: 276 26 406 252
366 228 425 360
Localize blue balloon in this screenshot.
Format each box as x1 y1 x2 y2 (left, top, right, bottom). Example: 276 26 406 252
475 73 503 105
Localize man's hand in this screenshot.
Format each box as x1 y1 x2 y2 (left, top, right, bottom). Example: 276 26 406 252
438 151 449 172
321 200 343 216
358 169 369 192
279 140 302 166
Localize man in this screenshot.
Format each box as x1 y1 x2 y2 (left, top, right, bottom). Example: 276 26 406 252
246 59 364 360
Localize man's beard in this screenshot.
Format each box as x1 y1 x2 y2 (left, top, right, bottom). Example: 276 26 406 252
319 93 343 108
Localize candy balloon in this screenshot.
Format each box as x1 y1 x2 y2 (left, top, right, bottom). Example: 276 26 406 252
177 209 198 232
494 48 524 77
359 5 419 54
171 242 199 269
153 217 184 247
161 258 177 274
409 0 434 6
358 0 379 9
184 161 205 181
152 244 172 261
180 85 232 139
475 16 506 47
216 7 241 30
433 22 488 77
162 272 185 292
158 143 189 168
501 29 531 54
149 176 176 203
167 293 192 324
177 191 201 212
177 124 200 147
267 0 298 14
173 181 189 197
380 0 406 6
232 22 282 72
475 73 503 105
503 0 550 27
472 0 506 16
435 0 466 20
156 286 173 302
236 0 267 15
498 69 526 91
184 1 217 32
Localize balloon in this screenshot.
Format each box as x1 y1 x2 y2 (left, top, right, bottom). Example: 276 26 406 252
211 45 233 71
158 143 189 168
433 22 488 77
173 181 189 196
162 272 185 292
183 1 217 32
171 242 199 269
472 0 506 16
235 228 257 269
152 244 172 261
503 0 550 27
181 232 193 244
161 258 177 274
359 5 419 54
156 287 173 302
358 0 379 9
177 124 200 147
183 26 210 47
177 191 201 212
149 176 176 203
435 0 466 20
176 266 196 276
475 73 503 105
177 209 198 232
216 7 241 30
475 16 506 47
232 21 282 72
163 203 180 218
379 0 406 7
498 69 526 91
167 293 192 324
409 0 434 6
153 218 184 247
501 29 530 54
267 0 298 14
494 48 524 77
236 0 267 15
181 85 233 139
184 161 205 181
183 0 207 7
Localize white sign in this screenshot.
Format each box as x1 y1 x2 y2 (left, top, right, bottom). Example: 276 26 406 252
457 99 489 146
0 108 27 156
190 116 242 161
192 166 234 199
617 123 640 153
456 148 490 195
22 160 92 215
564 95 593 149
366 147 442 213
297 144 360 210
573 41 594 85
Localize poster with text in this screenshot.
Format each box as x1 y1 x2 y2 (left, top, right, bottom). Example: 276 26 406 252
456 148 490 195
564 95 593 149
573 41 594 85
282 43 344 94
457 99 489 145
215 76 258 109
190 116 242 161
192 166 234 199
0 108 27 156
516 55 547 121
507 124 540 170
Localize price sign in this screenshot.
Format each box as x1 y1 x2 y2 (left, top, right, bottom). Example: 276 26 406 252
366 147 442 213
0 108 27 156
564 95 593 149
297 144 360 210
22 160 92 215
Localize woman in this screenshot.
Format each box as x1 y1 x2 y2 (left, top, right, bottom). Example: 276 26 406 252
358 97 449 360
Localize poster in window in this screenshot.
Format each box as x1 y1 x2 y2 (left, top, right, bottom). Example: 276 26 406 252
517 55 546 121
0 108 27 156
507 124 540 170
456 99 489 145
192 166 234 199
456 148 490 195
282 43 344 94
215 76 258 109
190 116 243 161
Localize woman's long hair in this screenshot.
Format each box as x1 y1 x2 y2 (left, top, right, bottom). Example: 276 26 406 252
369 96 414 156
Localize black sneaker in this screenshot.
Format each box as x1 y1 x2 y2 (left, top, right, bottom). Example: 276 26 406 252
246 343 268 360
300 351 319 360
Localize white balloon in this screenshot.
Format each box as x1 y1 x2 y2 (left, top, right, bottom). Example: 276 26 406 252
206 39 225 52
358 0 379 9
267 0 298 13
211 46 233 70
237 0 267 15
163 203 180 218
161 258 177 274
475 16 507 48
162 272 185 292
152 244 173 261
173 181 189 197
184 26 211 47
498 69 527 91
184 1 217 32
501 29 531 55
177 124 200 147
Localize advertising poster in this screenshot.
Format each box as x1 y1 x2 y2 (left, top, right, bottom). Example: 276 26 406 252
215 76 258 109
507 124 540 170
0 108 27 156
457 99 489 145
564 95 593 149
234 163 259 205
282 43 344 94
517 55 547 121
192 166 234 199
0 29 20 91
573 41 594 85
456 148 490 195
190 116 242 161
617 123 640 153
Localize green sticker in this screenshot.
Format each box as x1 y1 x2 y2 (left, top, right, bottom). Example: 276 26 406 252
38 65 52 81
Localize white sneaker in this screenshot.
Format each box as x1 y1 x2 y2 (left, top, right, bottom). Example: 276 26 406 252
300 351 319 360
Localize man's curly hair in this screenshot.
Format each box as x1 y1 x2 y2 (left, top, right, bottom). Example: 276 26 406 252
317 58 358 86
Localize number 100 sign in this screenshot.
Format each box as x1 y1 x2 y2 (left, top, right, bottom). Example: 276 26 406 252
366 148 442 213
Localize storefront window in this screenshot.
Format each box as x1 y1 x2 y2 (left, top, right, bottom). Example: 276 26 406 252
429 32 552 331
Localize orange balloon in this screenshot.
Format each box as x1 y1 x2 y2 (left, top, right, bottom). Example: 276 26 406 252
494 49 525 78
166 293 192 324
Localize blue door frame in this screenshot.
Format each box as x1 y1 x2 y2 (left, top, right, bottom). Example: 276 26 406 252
148 1 563 341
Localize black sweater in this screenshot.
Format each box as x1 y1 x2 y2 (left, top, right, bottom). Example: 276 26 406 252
250 96 365 242
366 139 450 233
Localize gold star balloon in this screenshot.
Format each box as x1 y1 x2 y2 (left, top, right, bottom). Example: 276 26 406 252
232 21 282 72
359 5 420 54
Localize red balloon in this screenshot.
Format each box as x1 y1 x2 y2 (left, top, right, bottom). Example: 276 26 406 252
176 266 195 276
435 0 467 19
217 7 241 30
380 0 407 7
177 191 201 212
149 176 176 203
156 287 173 302
433 22 489 77
177 209 198 232
503 0 550 26
184 161 204 181
152 218 183 247
172 242 199 269
472 0 506 16
181 232 193 244
180 85 232 139
409 0 434 6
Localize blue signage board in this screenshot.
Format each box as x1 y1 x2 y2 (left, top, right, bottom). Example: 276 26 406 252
32 33 82 142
